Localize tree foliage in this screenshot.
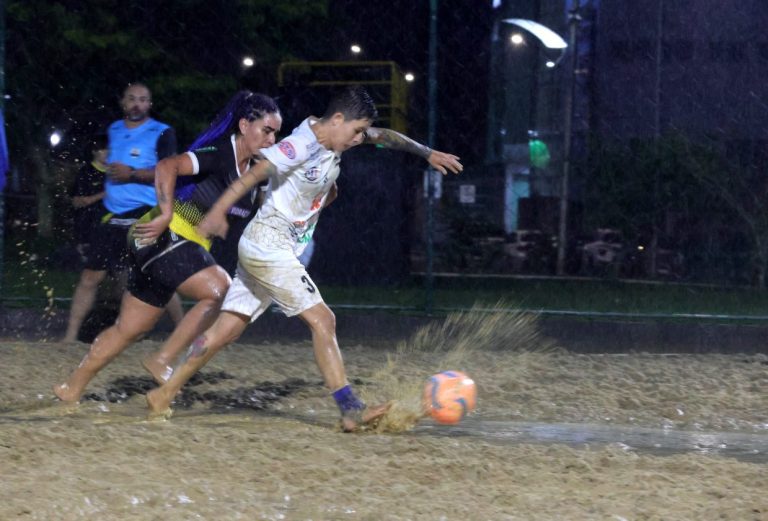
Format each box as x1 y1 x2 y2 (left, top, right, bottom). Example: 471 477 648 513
7 0 329 149
5 0 329 236
582 133 765 285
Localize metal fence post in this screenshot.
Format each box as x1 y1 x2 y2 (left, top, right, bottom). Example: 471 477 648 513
556 1 581 275
425 0 439 313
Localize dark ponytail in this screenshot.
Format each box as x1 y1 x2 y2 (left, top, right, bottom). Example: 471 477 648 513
188 91 280 151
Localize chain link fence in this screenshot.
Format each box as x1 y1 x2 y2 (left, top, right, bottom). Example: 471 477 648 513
3 0 768 312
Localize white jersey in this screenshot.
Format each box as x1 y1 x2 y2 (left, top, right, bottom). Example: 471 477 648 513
242 118 340 259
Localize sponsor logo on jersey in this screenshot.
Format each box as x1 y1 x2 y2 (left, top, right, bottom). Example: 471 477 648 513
278 141 296 159
305 166 320 182
228 206 251 218
298 224 316 243
307 144 322 161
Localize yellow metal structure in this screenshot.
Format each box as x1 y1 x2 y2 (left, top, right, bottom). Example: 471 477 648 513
278 61 408 133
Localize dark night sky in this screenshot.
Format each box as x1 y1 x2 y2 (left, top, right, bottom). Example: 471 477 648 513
323 0 494 164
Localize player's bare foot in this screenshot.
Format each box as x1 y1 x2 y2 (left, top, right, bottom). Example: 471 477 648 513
341 402 392 433
146 404 173 421
142 354 174 384
146 387 173 417
53 383 81 403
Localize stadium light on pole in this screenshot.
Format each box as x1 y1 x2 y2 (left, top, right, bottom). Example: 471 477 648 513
49 131 62 147
242 56 254 67
502 15 577 275
502 19 567 49
502 18 567 65
510 33 524 45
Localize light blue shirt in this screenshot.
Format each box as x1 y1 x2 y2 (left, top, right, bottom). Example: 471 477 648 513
104 118 170 214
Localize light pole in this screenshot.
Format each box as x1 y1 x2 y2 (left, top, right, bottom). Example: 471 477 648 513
425 0 438 313
555 2 580 275
649 0 664 278
502 16 574 274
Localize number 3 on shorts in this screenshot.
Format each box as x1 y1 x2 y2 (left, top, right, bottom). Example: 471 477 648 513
301 275 316 293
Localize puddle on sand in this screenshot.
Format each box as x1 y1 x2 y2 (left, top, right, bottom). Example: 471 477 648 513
416 419 768 463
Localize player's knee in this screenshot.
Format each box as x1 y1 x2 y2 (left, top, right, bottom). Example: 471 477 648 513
196 298 224 323
211 274 231 304
309 307 336 337
194 267 231 304
325 309 337 332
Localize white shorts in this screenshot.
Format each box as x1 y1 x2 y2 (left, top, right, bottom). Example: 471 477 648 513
220 236 323 321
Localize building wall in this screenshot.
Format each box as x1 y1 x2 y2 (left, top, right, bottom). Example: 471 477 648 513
594 0 768 141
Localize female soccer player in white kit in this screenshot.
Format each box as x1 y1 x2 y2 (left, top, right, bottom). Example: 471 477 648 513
147 86 463 431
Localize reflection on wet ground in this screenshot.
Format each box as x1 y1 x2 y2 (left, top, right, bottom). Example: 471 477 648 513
417 419 768 463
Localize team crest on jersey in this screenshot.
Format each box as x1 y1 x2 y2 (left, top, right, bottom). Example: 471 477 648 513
304 166 320 182
278 141 296 159
130 148 141 158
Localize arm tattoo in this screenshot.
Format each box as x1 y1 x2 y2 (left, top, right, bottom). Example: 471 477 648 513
158 187 168 204
365 128 432 159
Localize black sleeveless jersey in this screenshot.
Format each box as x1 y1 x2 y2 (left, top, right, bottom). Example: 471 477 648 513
179 134 262 217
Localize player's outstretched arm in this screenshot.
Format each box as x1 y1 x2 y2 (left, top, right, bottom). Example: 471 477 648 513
364 127 463 175
197 160 276 240
426 149 463 176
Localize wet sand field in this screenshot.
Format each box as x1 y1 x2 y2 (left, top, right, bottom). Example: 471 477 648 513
1 311 767 520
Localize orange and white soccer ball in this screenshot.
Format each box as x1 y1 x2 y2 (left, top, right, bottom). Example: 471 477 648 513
422 370 477 424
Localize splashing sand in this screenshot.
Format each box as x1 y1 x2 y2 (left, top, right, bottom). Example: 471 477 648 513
368 305 561 433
